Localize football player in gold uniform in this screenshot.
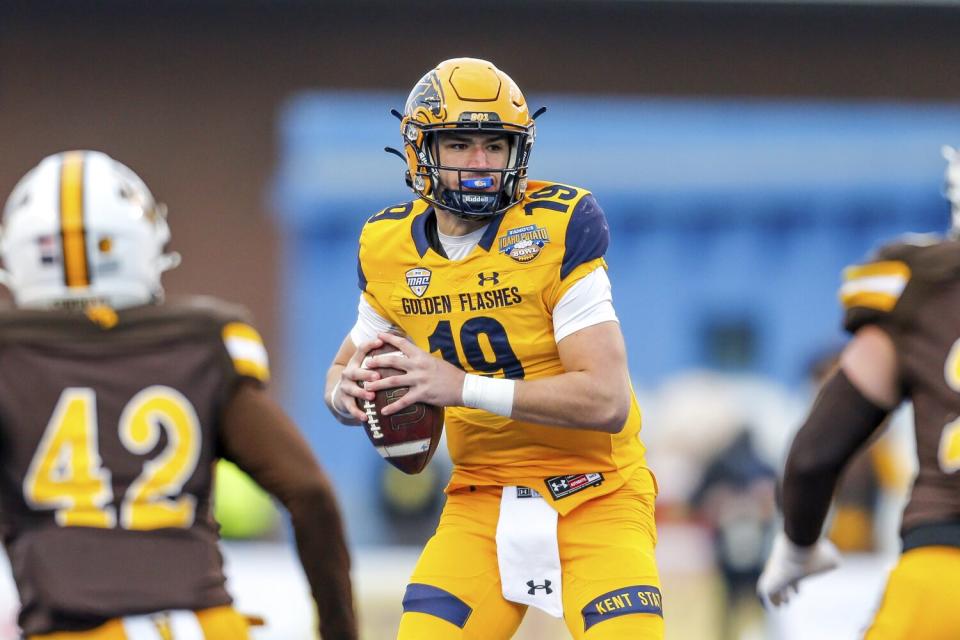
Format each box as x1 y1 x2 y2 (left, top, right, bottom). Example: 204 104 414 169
326 58 663 639
0 151 356 639
758 146 960 638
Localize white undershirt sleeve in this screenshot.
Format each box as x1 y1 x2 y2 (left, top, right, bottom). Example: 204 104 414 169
350 295 397 347
552 268 619 343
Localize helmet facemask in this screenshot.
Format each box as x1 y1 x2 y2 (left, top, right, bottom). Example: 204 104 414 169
412 126 532 221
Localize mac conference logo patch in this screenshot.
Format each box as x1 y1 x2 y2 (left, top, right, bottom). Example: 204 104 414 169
498 225 550 263
406 267 432 297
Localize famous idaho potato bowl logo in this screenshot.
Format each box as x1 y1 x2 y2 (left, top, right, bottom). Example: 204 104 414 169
498 225 550 263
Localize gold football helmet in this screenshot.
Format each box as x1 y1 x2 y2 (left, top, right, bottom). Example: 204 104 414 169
398 58 540 218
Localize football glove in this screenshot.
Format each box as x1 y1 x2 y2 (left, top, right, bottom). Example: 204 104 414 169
757 532 841 606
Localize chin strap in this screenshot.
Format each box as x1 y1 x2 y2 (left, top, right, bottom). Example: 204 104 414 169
439 188 500 220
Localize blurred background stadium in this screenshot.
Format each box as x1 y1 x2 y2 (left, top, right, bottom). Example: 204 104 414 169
2 0 959 637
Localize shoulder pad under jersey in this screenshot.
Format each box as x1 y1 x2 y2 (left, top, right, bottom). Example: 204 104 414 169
841 235 960 333
519 181 609 280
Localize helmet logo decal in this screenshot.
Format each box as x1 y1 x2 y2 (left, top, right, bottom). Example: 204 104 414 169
405 267 432 297
117 172 161 224
405 71 446 121
498 225 550 263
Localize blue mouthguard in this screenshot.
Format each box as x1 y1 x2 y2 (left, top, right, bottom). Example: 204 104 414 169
462 177 494 190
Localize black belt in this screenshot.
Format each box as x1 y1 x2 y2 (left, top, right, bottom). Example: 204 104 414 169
902 520 960 552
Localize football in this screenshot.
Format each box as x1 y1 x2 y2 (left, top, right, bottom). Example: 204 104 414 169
357 344 444 474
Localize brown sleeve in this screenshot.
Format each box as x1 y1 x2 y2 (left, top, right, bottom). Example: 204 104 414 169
781 370 890 546
219 382 357 640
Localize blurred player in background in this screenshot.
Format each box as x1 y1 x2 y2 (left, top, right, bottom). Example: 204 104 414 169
326 58 662 639
691 427 775 640
758 145 960 638
0 151 356 639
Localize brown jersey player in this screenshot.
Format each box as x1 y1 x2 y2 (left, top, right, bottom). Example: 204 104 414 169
759 147 960 638
0 151 356 639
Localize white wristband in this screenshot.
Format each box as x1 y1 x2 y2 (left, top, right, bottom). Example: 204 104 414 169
461 374 516 417
328 379 354 420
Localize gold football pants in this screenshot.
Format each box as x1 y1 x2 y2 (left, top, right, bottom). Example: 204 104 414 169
864 546 960 639
29 606 253 640
397 471 663 640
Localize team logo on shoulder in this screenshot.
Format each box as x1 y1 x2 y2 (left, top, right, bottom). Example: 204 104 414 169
498 225 550 263
405 267 432 297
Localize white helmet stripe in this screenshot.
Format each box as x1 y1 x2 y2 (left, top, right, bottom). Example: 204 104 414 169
59 151 90 288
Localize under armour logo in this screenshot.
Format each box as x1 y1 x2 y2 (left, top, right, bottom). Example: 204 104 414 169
550 479 569 492
478 271 500 286
527 579 553 595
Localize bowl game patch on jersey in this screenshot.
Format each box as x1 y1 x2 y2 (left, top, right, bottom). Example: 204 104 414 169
498 224 550 263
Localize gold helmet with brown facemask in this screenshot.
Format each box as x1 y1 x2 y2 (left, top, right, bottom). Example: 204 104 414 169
399 58 539 219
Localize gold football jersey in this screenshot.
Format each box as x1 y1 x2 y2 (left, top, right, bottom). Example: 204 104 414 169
358 181 653 513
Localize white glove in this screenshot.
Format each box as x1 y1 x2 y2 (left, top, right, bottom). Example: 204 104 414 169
757 532 841 606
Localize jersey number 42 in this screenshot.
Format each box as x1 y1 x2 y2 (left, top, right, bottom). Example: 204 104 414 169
23 386 201 530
